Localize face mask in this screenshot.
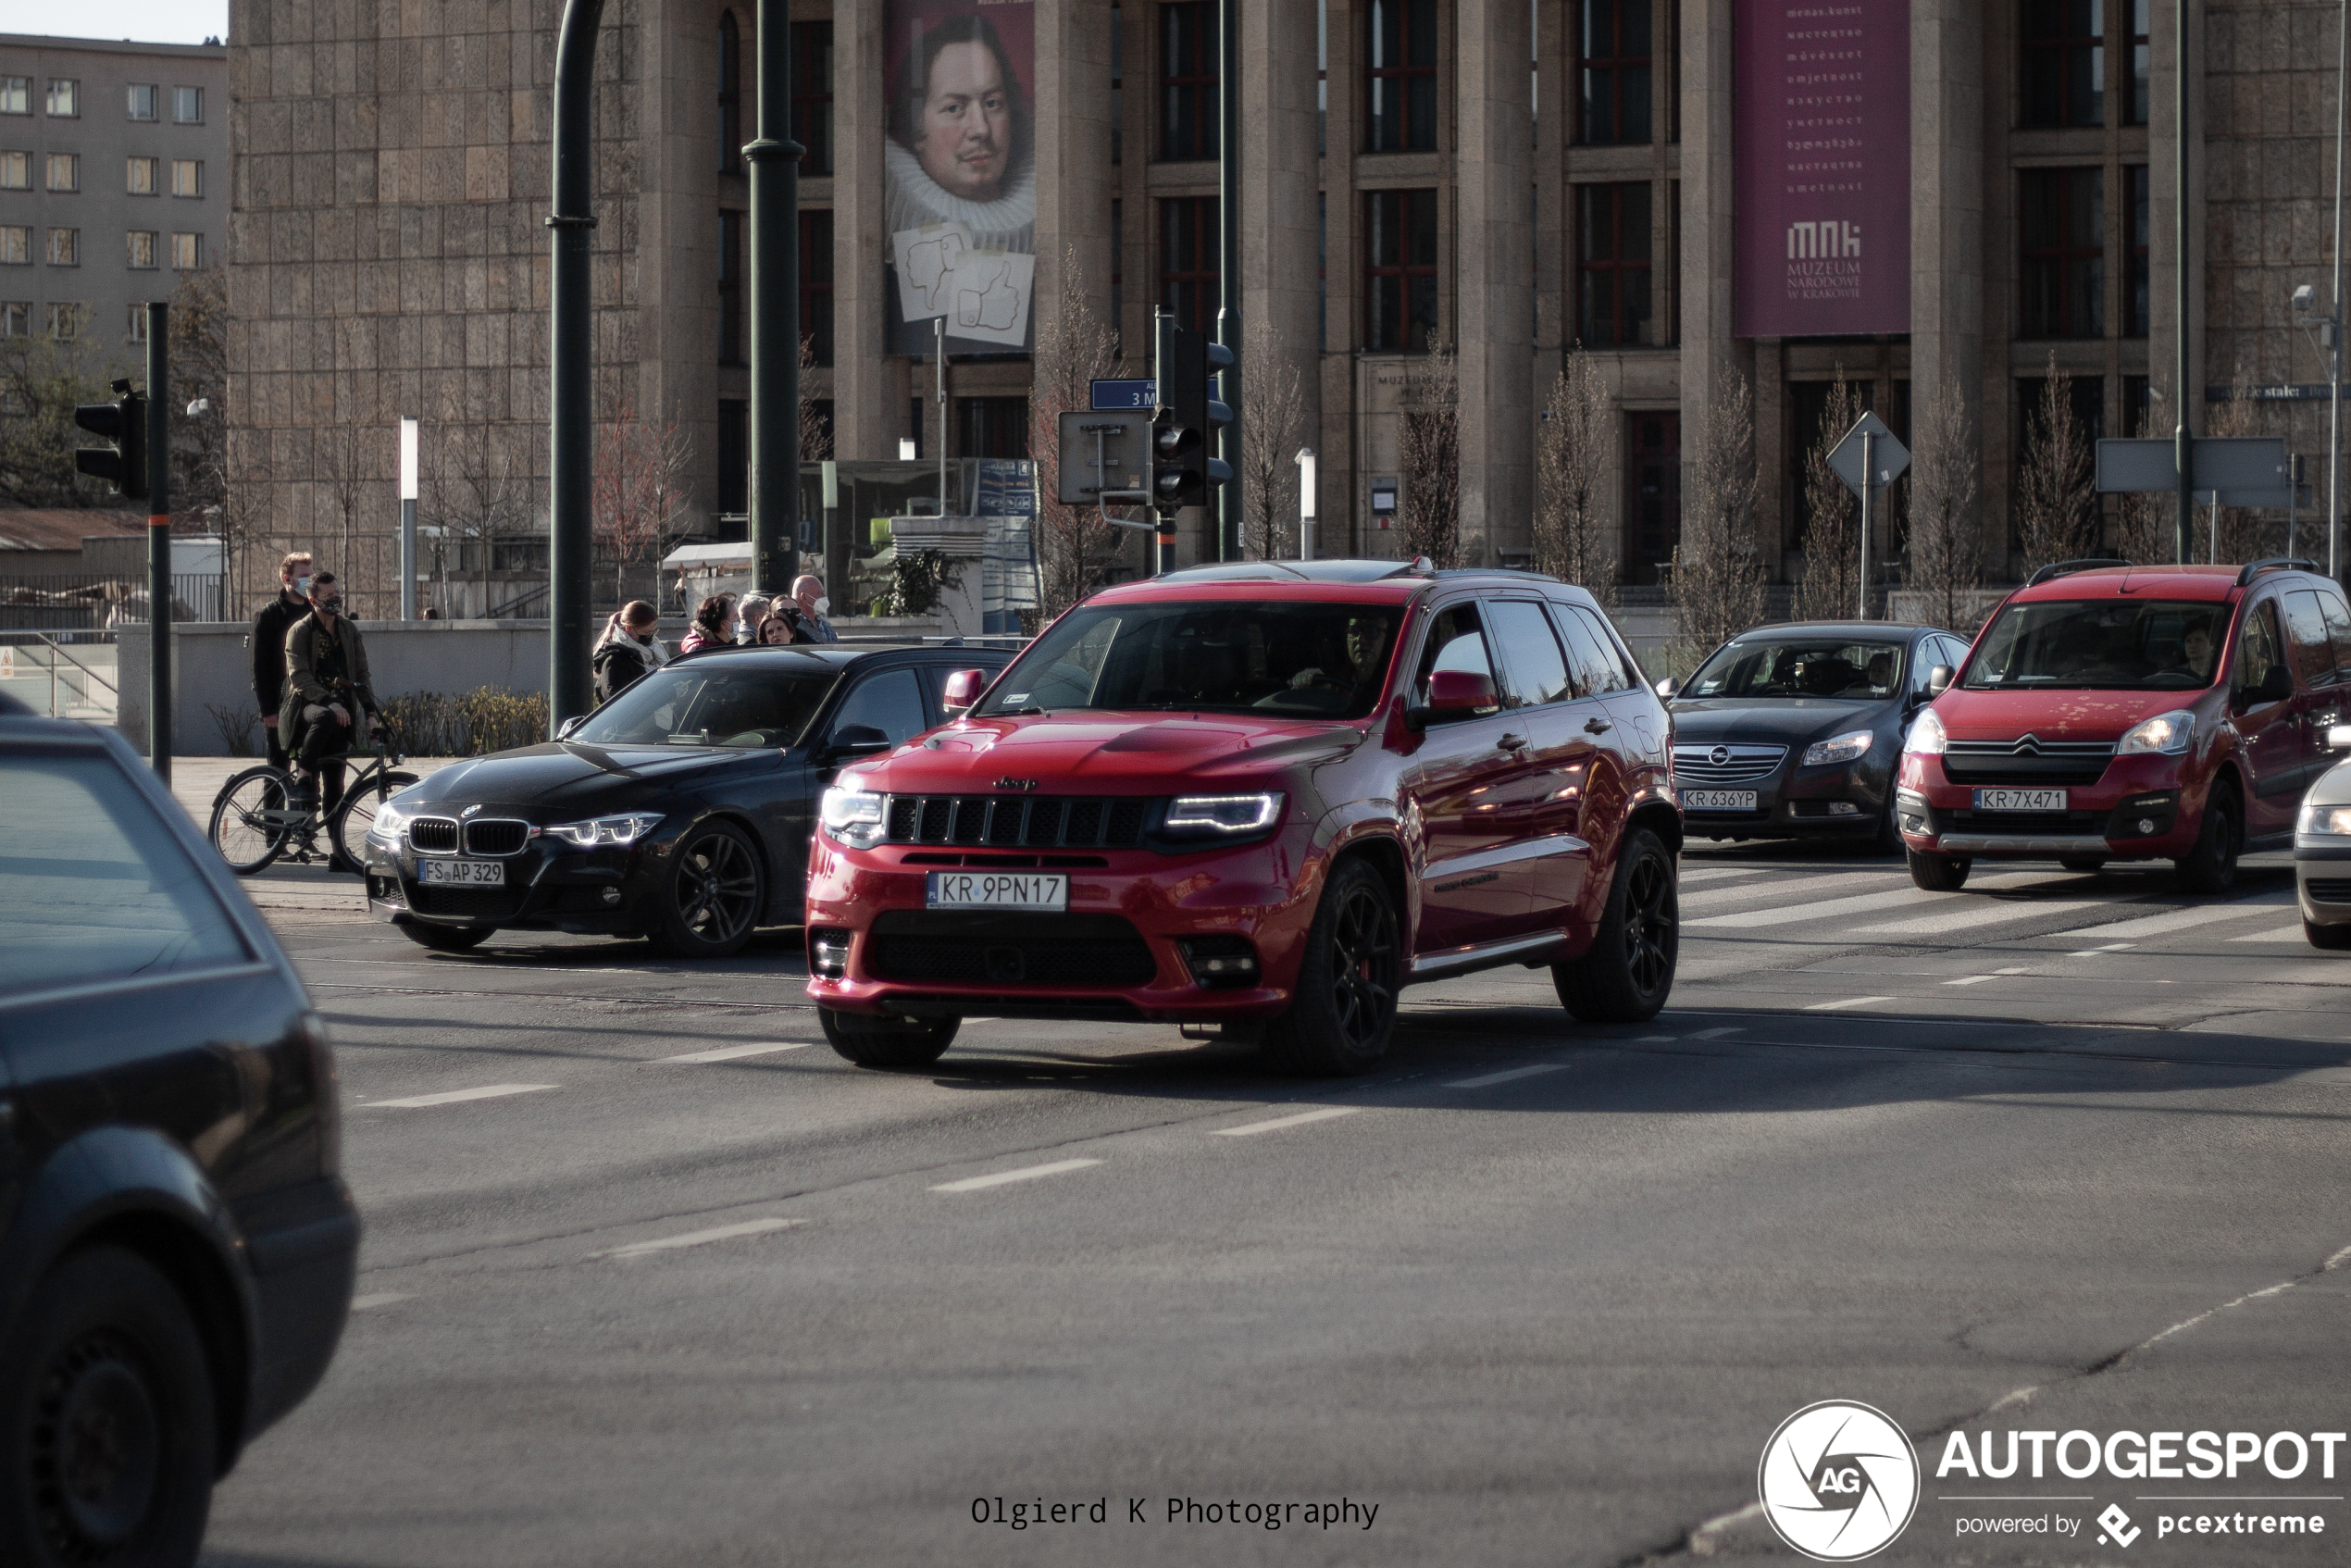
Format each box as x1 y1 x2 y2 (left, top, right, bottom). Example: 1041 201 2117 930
317 595 342 615
633 629 653 644
813 597 830 617
293 575 312 596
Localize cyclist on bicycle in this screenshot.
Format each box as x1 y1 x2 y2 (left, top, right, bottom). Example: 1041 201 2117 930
280 571 380 817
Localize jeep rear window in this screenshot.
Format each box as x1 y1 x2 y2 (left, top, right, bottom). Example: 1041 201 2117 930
980 602 1404 719
1964 599 2229 691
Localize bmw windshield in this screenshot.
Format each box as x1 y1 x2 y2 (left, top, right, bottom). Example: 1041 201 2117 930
1963 600 2228 691
978 601 1404 720
571 664 837 747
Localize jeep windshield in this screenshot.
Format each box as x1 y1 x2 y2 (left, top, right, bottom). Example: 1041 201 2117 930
1686 638 1908 699
571 664 836 747
1964 600 2228 691
978 601 1404 720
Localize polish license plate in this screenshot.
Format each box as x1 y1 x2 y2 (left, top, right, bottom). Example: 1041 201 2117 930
1683 789 1759 812
418 858 506 886
1973 788 2068 813
926 871 1068 912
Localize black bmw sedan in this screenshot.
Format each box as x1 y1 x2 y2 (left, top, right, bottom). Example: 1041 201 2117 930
363 643 1013 957
1663 621 1967 850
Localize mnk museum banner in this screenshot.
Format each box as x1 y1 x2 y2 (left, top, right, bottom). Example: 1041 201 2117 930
1734 0 1910 338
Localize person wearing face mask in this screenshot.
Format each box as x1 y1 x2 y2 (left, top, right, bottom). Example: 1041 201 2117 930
280 571 381 820
592 601 668 704
790 574 838 643
249 552 315 771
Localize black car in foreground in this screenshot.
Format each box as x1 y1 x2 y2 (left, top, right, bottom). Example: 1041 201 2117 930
1663 621 1966 849
0 697 355 1567
365 642 1014 957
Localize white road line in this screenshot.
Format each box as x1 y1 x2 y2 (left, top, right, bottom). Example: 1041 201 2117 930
2070 941 2138 956
1446 1063 1571 1089
1685 871 2073 930
1805 995 1894 1011
1211 1106 1363 1137
2233 924 2313 942
1945 964 2034 986
654 1042 811 1064
2052 897 2295 943
1854 897 2108 938
349 1292 412 1311
1678 865 1798 884
591 1217 805 1259
1632 1034 1677 1042
1680 870 1902 907
365 1083 557 1110
1690 1026 1739 1039
930 1158 1104 1191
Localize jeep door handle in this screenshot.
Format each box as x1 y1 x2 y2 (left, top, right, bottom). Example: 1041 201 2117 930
1497 732 1528 751
1583 716 1613 734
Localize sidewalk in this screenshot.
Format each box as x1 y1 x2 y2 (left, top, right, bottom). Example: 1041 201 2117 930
163 754 463 920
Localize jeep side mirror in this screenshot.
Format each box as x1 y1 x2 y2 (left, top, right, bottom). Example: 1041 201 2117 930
1654 677 1678 700
941 667 989 716
1422 669 1499 723
1925 665 1954 698
825 723 893 761
556 715 586 740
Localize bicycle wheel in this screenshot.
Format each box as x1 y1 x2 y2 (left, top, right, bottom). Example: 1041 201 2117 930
209 765 294 874
330 768 418 872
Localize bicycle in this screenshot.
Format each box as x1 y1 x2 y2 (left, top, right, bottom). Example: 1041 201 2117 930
208 728 417 876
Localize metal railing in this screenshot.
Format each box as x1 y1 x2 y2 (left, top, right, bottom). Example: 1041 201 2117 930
0 631 119 719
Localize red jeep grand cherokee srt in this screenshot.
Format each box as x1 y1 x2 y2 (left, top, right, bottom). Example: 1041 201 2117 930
805 560 1683 1076
1898 557 2351 893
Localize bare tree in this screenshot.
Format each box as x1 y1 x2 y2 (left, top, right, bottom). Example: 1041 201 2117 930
2200 368 2283 565
1238 319 1309 559
0 307 119 508
1669 372 1768 662
594 400 695 604
1791 367 1863 621
1027 247 1127 616
2014 352 2098 578
799 334 834 463
2114 401 2174 566
1399 350 1461 568
1532 344 1618 606
166 266 269 604
314 418 369 608
1905 373 1984 631
424 389 530 618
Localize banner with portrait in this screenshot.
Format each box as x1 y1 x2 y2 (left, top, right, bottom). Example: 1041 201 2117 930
884 0 1038 355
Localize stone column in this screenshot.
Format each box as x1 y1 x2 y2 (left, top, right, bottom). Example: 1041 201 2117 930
1239 0 1321 554
1909 0 1984 566
831 0 891 459
2149 0 2208 448
1033 0 1115 370
1678 0 1746 502
1322 0 1362 555
1453 0 1533 566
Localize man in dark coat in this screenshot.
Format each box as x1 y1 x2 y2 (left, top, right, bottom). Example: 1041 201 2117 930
280 571 379 815
248 552 314 769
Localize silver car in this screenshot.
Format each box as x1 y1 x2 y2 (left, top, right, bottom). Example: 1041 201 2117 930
2297 722 2351 948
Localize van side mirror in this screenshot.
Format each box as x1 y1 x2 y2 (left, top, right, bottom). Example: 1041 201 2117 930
825 723 892 762
1925 665 1954 698
2239 665 2295 706
556 715 586 740
941 667 989 716
1654 677 1678 700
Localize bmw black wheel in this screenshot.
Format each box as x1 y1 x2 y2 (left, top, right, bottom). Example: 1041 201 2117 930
1554 827 1679 1023
1262 858 1402 1076
649 821 765 959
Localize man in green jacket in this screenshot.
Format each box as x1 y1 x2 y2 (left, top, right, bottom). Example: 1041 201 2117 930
280 571 380 815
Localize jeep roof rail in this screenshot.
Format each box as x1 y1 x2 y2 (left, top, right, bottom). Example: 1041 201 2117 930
2024 557 2133 588
2235 556 2321 587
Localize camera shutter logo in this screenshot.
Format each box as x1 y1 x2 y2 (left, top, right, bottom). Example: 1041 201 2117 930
1757 1400 1920 1561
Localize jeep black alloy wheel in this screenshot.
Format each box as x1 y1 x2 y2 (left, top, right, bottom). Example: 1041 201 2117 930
1554 827 1678 1023
652 821 764 958
1263 859 1401 1076
820 1009 961 1069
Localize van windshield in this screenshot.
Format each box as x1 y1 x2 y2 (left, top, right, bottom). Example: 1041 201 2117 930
978 601 1404 719
1963 600 2228 691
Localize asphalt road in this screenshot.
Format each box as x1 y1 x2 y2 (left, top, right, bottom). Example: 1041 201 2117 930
193 840 2351 1567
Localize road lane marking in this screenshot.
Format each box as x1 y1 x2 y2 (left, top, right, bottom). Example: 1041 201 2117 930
1945 965 2034 987
2233 924 2314 942
930 1158 1103 1192
1804 996 1894 1011
2070 941 2138 955
349 1292 412 1311
1684 871 2071 930
1446 1063 1571 1089
591 1217 805 1259
1211 1106 1362 1137
2046 896 2294 944
654 1042 811 1064
1690 1026 1739 1039
366 1083 556 1110
1854 898 2107 938
1633 1034 1677 1041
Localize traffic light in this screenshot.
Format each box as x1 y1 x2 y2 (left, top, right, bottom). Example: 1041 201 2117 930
75 378 147 500
1150 315 1235 517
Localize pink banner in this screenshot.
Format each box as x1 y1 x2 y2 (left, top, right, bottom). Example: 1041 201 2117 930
1734 0 1909 338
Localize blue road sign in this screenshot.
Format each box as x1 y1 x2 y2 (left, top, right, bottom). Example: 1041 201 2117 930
1090 378 1156 410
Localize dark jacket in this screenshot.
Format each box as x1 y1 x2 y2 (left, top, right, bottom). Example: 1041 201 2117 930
248 591 311 713
280 613 379 735
592 638 654 705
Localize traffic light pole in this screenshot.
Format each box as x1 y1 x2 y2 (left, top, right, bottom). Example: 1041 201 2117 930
1215 0 1240 561
548 0 604 728
746 0 804 596
146 304 170 783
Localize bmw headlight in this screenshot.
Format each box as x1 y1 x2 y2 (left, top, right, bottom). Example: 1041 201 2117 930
1904 709 1947 756
544 812 664 848
1802 730 1875 767
367 799 413 846
2299 803 2351 836
2119 709 2196 756
1162 792 1286 840
819 785 888 848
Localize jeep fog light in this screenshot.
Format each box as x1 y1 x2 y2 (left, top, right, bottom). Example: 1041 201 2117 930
810 927 852 978
1178 935 1260 989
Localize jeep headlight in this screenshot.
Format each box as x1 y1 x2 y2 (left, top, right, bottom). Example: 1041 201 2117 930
544 812 664 847
1161 792 1286 840
1802 730 1874 767
820 785 888 848
1904 709 1947 755
2118 710 2196 756
2299 803 2351 836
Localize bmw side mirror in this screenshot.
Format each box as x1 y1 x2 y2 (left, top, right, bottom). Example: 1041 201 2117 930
1925 665 1954 698
1655 677 1678 700
556 715 586 740
826 723 893 761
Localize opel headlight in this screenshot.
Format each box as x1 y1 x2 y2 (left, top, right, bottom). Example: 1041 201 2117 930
820 785 888 848
1904 709 1947 755
1162 792 1286 840
1802 730 1874 767
2118 710 2196 756
2300 803 2351 836
545 812 664 847
367 799 413 846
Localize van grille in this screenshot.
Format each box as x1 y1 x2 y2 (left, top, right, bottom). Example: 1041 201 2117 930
882 795 1153 849
1943 736 2115 788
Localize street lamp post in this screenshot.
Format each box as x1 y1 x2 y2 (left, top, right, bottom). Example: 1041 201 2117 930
1296 447 1316 560
399 416 418 619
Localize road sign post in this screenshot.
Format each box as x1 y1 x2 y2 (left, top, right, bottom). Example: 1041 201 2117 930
1826 413 1910 620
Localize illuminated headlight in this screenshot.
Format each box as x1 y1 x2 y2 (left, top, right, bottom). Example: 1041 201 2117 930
367 799 413 846
1162 792 1286 839
1802 729 1875 767
820 786 888 848
2118 709 2196 756
2300 803 2351 836
1904 709 1947 755
544 812 664 848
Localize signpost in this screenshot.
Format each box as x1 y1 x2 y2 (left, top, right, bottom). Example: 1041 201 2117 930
2096 437 2292 562
1826 412 1910 620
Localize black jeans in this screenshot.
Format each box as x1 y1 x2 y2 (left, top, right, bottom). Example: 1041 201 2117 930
264 711 290 772
294 706 353 815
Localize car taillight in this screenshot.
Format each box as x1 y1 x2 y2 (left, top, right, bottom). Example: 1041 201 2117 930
301 1011 342 1179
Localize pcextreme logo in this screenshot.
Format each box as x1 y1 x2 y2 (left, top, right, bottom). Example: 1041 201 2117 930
1759 1400 1922 1562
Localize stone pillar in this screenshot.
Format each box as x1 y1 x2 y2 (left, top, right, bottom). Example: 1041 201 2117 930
2149 0 2208 446
1453 0 1533 566
831 0 890 459
1033 0 1115 371
1239 0 1321 554
1322 0 1362 555
1678 0 1746 501
1909 0 1984 568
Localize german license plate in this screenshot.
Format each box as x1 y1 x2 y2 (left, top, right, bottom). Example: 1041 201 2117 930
926 871 1067 912
418 858 506 886
1684 789 1759 812
1973 788 2067 813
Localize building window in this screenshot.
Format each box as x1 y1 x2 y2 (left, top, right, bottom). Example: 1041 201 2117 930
127 83 156 120
126 230 155 268
126 156 156 194
171 86 202 124
2019 167 2103 338
2128 0 2150 125
0 79 28 116
1161 2 1219 160
1111 4 1125 166
44 302 77 339
2127 165 2148 337
44 154 76 193
717 208 743 365
718 12 741 172
1161 195 1219 333
127 304 147 342
958 396 1030 459
800 207 834 366
171 159 201 197
2021 0 2102 129
0 301 26 335
717 398 748 515
792 21 833 176
47 227 77 266
1363 187 1438 353
46 80 79 118
1365 0 1438 154
1577 182 1653 347
170 231 198 269
1579 0 1653 145
1110 196 1124 349
1624 410 1680 582
0 226 26 264
0 151 25 189
909 396 928 458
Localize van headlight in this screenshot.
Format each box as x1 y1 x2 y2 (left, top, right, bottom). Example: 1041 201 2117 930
2118 710 2196 756
2300 803 2351 836
1161 792 1286 840
820 785 888 848
1904 709 1947 755
1802 730 1874 767
544 812 664 847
